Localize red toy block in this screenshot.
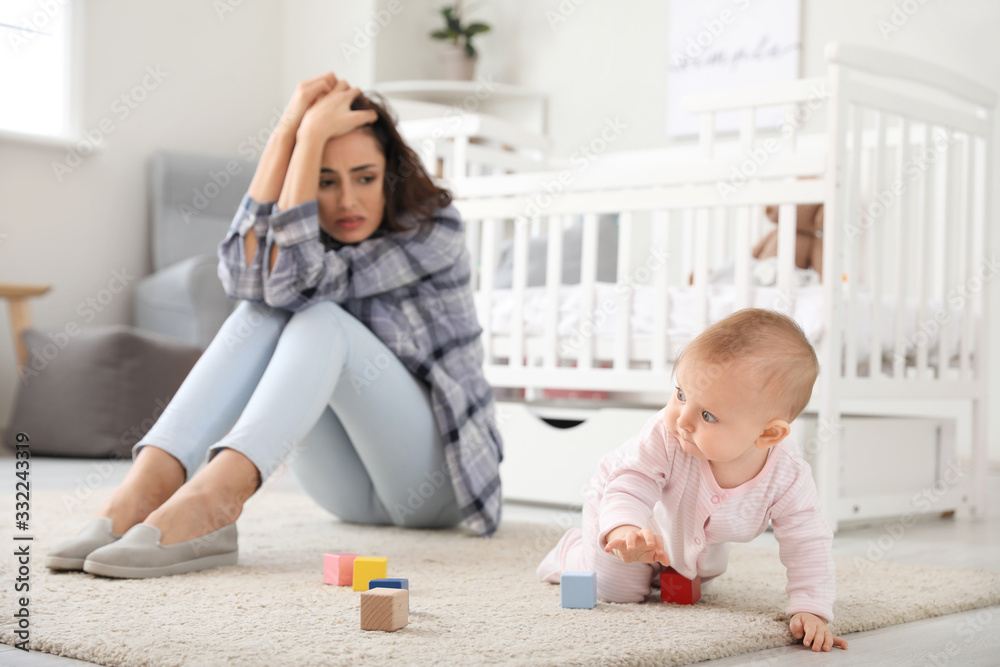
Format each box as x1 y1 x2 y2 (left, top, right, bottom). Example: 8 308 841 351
323 553 358 586
660 567 701 604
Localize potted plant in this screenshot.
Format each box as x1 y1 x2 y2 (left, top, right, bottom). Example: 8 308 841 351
430 1 491 80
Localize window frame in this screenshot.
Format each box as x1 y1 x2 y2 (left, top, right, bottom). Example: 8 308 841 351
0 0 92 151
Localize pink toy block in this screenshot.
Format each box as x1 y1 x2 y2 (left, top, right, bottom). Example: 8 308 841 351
660 567 701 604
323 553 358 586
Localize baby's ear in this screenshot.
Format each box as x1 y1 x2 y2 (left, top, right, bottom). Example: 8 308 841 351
756 420 790 449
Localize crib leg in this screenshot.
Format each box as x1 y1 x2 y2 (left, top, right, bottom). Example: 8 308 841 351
940 401 976 521
814 403 841 533
972 397 988 520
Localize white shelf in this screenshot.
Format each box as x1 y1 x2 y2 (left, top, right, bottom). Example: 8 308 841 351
373 79 549 135
375 79 545 99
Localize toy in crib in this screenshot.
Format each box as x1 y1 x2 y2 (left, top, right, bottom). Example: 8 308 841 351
753 203 825 279
688 201 824 286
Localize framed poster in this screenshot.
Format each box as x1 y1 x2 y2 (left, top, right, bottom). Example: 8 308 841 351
667 0 801 137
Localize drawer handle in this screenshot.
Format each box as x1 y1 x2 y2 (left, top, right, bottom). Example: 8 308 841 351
540 417 585 430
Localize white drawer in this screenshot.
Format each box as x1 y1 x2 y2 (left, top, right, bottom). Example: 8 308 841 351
793 414 941 496
497 402 659 506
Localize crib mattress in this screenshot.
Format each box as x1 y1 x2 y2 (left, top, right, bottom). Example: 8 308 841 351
473 283 974 364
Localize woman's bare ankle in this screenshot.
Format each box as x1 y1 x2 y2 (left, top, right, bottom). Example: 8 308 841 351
134 448 256 544
98 485 171 535
144 487 243 545
98 445 186 534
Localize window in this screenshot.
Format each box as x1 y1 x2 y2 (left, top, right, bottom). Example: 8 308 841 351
0 0 75 140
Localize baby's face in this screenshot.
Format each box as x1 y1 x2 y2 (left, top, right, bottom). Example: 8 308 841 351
665 355 772 464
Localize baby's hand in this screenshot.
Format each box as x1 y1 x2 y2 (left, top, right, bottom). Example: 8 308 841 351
603 525 670 567
789 612 848 652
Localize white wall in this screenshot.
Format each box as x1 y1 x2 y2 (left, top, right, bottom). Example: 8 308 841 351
374 0 673 155
0 0 285 426
378 0 998 159
282 0 377 95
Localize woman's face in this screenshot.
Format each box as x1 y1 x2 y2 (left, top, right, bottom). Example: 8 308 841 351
316 128 386 244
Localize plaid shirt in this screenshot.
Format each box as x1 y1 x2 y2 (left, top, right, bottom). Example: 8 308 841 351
218 194 503 536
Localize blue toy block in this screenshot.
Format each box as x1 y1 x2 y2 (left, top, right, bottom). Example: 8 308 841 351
560 571 597 609
368 578 408 591
369 578 410 610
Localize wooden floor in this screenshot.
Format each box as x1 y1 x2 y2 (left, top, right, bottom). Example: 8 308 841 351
1 453 998 666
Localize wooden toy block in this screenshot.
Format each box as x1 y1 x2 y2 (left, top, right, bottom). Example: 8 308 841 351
660 567 701 604
323 553 358 586
352 556 388 591
360 588 408 632
560 571 597 609
369 578 409 611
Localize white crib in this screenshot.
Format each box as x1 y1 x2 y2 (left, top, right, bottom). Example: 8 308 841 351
448 43 996 532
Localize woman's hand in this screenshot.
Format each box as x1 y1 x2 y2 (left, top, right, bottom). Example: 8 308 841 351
789 612 848 652
297 78 378 144
275 72 340 140
247 74 341 206
603 525 670 567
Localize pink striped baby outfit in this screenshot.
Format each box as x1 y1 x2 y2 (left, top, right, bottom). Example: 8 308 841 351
537 408 836 622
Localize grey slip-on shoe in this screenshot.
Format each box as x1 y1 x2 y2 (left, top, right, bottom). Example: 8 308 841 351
83 522 238 579
45 517 122 571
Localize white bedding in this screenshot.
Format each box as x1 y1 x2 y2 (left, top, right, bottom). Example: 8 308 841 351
473 283 974 364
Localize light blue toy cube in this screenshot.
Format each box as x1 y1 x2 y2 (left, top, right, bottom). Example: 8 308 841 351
560 571 597 609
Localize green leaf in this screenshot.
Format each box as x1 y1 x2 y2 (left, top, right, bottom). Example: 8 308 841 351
465 22 490 35
465 42 476 58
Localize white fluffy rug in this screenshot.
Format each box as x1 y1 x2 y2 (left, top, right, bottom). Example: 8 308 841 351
2 490 999 667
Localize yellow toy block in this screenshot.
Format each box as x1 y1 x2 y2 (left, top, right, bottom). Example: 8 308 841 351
352 556 388 591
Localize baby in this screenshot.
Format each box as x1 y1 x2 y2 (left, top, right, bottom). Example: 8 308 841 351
537 308 847 652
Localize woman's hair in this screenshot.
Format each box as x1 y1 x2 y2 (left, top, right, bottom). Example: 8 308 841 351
351 92 453 234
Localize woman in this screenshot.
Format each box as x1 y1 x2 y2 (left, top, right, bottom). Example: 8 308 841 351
45 73 503 578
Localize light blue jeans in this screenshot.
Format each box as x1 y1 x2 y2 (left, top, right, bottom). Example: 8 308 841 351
133 300 461 529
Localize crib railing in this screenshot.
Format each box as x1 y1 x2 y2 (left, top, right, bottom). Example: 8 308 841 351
453 163 826 394
815 42 995 527
452 58 832 393
822 43 995 390
451 44 993 391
